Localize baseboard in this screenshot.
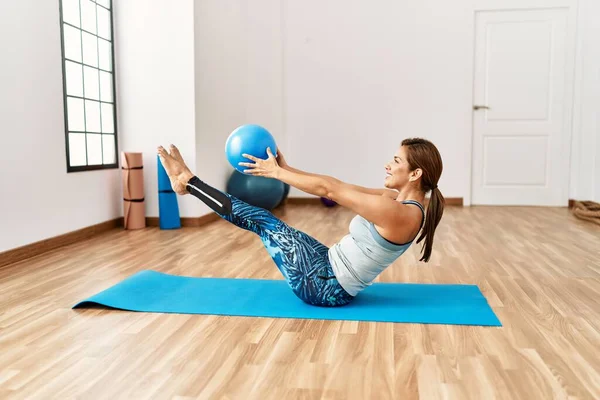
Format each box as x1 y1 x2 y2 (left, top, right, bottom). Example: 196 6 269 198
0 213 225 269
443 197 464 206
284 197 322 205
0 196 464 269
145 214 220 227
0 218 122 269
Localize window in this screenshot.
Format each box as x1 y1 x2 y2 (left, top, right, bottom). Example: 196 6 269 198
59 0 118 172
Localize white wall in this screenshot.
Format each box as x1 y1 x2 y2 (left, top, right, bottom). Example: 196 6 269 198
194 0 285 213
192 0 472 201
2 0 597 254
113 0 199 217
2 1 595 254
194 0 600 205
0 0 121 253
285 0 474 199
597 112 600 203
570 0 600 202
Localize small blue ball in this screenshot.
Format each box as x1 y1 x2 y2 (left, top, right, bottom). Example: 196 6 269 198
225 124 278 173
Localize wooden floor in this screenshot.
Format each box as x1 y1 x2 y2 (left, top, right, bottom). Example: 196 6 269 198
1 203 599 399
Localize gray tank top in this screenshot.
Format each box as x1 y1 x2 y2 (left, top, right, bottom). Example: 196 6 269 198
327 200 425 296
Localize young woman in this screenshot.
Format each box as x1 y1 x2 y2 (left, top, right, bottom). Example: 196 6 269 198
157 138 444 307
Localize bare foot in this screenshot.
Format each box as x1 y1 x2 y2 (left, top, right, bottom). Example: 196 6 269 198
169 144 185 163
157 146 194 195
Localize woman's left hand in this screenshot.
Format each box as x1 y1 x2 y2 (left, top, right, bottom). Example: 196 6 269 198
239 147 281 178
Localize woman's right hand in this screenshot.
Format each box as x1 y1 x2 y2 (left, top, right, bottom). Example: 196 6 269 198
276 149 289 169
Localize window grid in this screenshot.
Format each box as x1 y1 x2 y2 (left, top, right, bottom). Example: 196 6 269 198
65 95 114 107
59 0 118 173
79 0 88 166
63 20 110 40
64 59 113 74
94 0 102 161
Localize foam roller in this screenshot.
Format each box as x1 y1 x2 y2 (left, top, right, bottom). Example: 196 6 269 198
122 152 146 230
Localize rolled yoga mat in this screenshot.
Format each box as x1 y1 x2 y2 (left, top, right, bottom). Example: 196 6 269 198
73 270 502 326
157 155 181 229
121 152 145 230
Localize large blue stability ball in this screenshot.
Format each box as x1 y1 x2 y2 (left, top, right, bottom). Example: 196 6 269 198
226 170 285 210
225 124 278 173
282 183 290 202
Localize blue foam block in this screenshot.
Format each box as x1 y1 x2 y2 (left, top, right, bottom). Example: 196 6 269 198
158 192 181 229
73 270 502 326
157 155 180 229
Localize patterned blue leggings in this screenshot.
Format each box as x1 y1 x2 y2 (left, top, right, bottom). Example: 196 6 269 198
186 177 354 307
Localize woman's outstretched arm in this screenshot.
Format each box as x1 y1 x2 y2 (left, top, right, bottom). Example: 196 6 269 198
275 167 339 199
240 149 412 229
275 166 415 230
276 151 398 199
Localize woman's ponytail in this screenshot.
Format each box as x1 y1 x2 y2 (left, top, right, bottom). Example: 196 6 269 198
401 138 445 262
416 186 445 262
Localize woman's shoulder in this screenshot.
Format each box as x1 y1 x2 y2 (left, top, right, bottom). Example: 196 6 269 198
373 199 425 245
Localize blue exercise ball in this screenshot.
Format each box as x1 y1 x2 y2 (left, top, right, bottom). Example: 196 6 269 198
225 124 278 173
226 170 285 210
276 183 291 208
282 183 290 200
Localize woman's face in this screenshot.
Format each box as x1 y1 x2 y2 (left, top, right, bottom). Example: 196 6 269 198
384 146 412 190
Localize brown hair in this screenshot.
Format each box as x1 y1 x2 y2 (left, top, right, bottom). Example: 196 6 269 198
401 138 445 262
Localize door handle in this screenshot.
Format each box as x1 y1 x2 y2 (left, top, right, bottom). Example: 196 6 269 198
473 105 490 110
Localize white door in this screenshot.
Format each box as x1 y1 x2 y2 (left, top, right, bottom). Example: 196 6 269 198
471 8 572 206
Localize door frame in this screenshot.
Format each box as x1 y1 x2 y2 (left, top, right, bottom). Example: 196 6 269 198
467 1 580 207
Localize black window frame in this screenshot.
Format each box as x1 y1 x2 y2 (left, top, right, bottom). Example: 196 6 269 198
58 0 119 173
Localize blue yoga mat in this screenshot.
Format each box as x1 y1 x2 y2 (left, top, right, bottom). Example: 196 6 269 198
73 270 501 326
